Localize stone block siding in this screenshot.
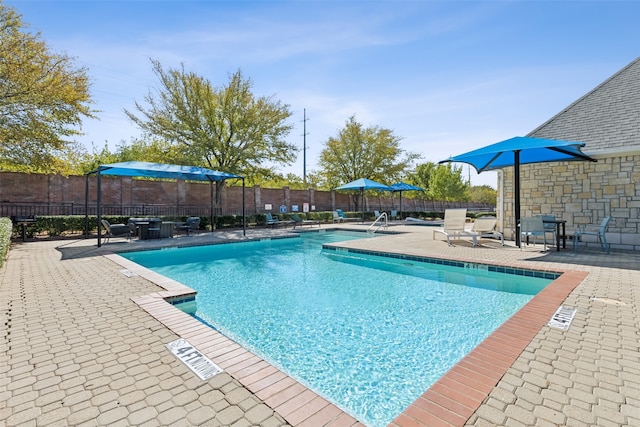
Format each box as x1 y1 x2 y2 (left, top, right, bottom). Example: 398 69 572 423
499 153 640 251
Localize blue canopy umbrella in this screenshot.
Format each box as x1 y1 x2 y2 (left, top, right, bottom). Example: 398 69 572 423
87 161 244 246
439 136 596 246
334 178 392 222
390 182 423 219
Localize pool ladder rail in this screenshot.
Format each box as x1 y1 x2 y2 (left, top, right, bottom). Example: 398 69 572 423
368 212 388 234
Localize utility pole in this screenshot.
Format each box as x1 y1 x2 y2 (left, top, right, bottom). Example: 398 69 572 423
302 108 309 184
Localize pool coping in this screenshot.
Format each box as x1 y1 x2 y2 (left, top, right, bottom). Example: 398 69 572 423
105 243 587 427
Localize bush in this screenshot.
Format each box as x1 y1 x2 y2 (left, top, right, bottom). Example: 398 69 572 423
0 218 12 267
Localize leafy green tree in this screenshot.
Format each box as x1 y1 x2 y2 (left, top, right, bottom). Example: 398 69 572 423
0 2 94 173
467 185 497 205
407 162 436 199
125 61 296 211
77 138 185 174
428 163 467 202
318 115 420 209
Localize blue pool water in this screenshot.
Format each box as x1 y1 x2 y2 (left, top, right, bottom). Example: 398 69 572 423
122 231 552 427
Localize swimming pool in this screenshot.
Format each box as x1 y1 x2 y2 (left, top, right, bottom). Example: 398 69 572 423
122 231 553 427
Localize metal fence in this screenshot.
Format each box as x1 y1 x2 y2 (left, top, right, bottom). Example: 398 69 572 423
0 203 245 218
0 201 494 218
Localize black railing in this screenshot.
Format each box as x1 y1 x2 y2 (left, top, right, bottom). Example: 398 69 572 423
0 203 247 218
0 201 494 218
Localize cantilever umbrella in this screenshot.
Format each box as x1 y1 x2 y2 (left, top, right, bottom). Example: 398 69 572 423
390 182 424 219
439 136 596 246
334 178 392 222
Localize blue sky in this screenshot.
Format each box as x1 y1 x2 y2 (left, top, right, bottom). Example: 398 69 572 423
8 0 640 187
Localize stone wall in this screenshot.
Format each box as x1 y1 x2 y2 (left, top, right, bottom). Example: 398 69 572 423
498 152 640 251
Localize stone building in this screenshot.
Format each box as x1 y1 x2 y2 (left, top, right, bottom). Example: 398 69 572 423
496 56 640 251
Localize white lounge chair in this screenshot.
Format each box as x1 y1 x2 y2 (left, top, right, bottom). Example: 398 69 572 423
432 208 470 246
574 216 611 253
466 216 504 246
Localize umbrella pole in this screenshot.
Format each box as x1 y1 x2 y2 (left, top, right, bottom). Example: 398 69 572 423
361 188 364 224
514 150 521 247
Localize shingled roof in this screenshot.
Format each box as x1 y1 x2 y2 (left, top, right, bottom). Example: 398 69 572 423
528 56 640 154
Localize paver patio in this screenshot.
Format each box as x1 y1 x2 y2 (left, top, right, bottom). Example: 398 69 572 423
1 224 638 426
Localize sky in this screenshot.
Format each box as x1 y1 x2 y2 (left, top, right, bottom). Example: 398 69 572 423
7 0 640 188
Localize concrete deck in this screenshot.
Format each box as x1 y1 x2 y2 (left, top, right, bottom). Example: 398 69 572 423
1 224 638 426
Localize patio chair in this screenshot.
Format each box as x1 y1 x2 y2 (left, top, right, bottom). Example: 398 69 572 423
537 214 557 241
390 210 398 221
291 214 320 228
433 208 470 246
466 216 504 246
100 219 131 243
332 211 343 223
573 216 611 253
177 217 200 236
145 218 162 239
520 216 547 251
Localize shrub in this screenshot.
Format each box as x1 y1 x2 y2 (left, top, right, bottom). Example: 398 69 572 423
0 218 13 267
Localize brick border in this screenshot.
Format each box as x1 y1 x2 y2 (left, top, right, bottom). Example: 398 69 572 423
107 252 587 427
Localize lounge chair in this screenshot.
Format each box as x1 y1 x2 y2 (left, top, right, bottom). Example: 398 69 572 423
336 209 360 222
574 216 611 253
405 217 443 226
466 216 504 246
265 212 293 228
177 217 200 236
291 214 320 228
520 216 547 251
100 219 131 243
432 208 470 246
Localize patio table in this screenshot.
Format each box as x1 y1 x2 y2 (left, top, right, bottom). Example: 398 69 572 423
543 218 567 251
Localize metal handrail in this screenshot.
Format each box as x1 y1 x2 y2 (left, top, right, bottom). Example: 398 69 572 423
368 212 388 234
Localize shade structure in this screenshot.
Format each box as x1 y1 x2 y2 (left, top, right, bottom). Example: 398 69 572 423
86 162 245 246
390 182 424 219
439 136 596 246
93 161 241 182
334 178 392 222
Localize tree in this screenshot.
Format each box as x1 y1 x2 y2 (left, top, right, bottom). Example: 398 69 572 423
318 115 420 209
77 137 186 174
125 60 296 212
467 185 497 205
428 163 467 203
408 162 437 199
0 3 94 173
